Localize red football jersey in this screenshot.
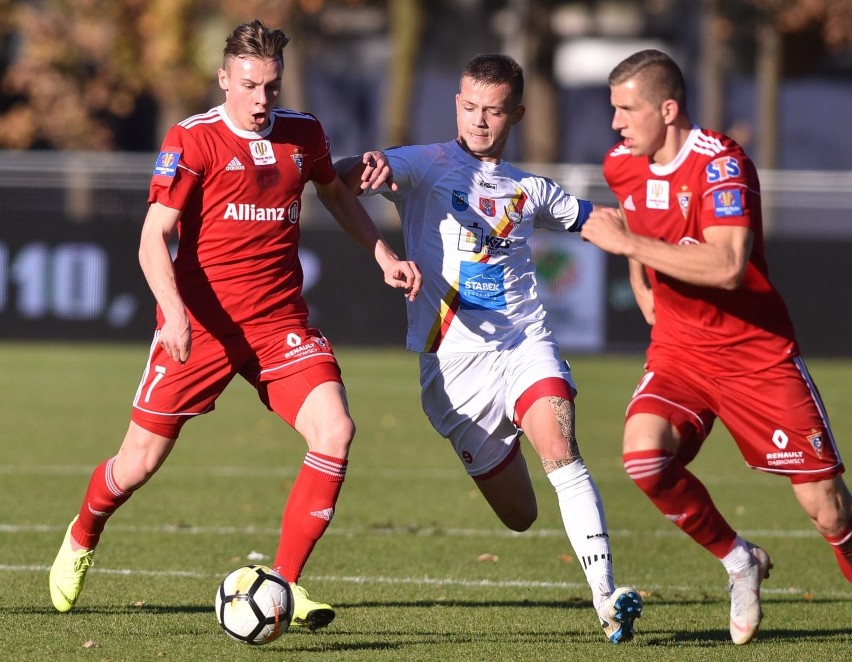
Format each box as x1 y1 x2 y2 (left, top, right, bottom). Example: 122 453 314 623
148 105 337 334
603 127 798 374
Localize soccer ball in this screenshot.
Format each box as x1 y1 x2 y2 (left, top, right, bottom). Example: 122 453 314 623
215 564 293 645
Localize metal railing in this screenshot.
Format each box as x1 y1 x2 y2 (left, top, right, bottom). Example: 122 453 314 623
1 150 850 236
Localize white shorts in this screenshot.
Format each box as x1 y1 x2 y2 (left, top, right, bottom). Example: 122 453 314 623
419 330 576 477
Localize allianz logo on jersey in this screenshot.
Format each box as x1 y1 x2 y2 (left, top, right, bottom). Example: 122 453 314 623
223 201 300 223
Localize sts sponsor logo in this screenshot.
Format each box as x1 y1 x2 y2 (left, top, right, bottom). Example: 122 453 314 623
706 156 741 183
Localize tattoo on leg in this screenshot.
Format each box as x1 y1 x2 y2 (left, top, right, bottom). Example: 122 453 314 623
541 396 581 473
542 457 576 473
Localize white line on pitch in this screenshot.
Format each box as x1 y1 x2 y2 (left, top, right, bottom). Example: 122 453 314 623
2 565 849 599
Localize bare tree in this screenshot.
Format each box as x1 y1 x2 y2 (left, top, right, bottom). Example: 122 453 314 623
732 0 852 169
385 0 423 147
516 0 559 164
698 0 731 133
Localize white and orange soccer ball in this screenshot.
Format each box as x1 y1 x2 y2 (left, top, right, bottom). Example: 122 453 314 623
215 564 293 645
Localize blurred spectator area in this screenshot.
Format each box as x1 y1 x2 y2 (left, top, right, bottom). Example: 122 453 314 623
2 1 852 171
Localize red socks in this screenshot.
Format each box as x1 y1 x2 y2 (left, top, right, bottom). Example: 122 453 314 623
70 450 349 580
824 525 852 583
71 457 133 549
624 449 736 558
273 452 347 583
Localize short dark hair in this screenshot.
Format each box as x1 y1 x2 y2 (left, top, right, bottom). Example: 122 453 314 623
223 19 290 66
609 49 687 109
461 53 524 107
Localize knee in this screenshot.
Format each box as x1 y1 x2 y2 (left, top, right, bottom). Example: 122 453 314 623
114 428 174 491
811 503 851 538
479 477 538 532
500 502 538 532
308 414 355 457
112 457 154 492
795 477 852 537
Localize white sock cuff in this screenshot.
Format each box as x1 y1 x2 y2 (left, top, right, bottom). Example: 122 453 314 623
105 456 131 497
721 535 751 574
545 459 588 488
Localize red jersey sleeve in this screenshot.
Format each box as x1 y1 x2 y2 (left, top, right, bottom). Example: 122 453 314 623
697 142 759 234
148 125 203 210
306 116 336 186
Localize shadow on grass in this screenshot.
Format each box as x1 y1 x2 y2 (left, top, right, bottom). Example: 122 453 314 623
638 627 852 647
283 626 852 654
25 596 850 652
337 594 852 610
283 630 612 654
18 603 212 615
323 595 852 650
335 598 591 609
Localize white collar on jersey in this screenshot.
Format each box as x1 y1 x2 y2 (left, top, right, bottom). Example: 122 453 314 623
449 139 507 173
217 104 276 141
648 124 702 177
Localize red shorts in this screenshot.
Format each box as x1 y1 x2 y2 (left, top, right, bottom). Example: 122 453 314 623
131 324 342 438
626 356 844 484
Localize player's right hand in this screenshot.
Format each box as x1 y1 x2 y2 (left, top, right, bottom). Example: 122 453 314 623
159 315 192 364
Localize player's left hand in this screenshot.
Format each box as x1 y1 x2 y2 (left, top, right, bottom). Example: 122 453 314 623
360 150 397 191
580 206 630 255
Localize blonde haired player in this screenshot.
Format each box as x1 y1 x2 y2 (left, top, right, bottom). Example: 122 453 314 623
49 19 420 628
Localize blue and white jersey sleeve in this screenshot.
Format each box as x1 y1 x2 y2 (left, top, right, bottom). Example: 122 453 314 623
523 174 591 232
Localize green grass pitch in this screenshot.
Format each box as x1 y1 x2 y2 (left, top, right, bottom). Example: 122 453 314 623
1 343 850 660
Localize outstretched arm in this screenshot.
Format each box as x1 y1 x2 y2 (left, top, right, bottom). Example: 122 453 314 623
314 174 420 301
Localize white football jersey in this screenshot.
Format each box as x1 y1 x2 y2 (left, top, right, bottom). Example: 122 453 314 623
363 140 587 353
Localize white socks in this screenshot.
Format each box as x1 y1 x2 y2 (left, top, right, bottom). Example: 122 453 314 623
721 535 752 574
547 459 615 607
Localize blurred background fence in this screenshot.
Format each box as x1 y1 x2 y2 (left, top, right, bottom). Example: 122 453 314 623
1 151 850 356
1 0 851 354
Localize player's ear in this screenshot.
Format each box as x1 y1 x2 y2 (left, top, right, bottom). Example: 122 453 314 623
512 104 525 124
217 68 229 92
661 99 678 125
